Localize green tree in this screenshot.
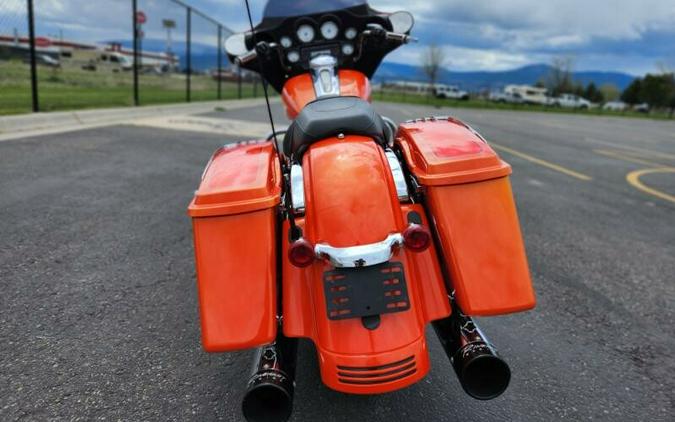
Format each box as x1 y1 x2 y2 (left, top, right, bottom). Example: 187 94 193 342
640 73 675 110
584 82 603 103
573 83 585 97
547 56 575 96
421 44 445 98
621 79 642 104
599 83 620 102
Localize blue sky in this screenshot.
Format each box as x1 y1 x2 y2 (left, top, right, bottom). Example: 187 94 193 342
2 0 674 75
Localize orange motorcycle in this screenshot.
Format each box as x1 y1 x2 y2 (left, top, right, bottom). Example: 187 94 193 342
187 1 536 421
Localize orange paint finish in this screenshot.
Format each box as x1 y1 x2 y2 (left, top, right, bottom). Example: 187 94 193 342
317 336 430 394
189 141 281 351
397 119 536 316
281 136 450 393
281 74 314 121
302 136 404 247
281 70 371 119
397 118 511 186
338 69 371 101
188 142 281 217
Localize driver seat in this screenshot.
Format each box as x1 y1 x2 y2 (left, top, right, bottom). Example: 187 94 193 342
283 96 387 158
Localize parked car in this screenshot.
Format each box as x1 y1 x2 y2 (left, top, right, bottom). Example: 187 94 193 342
489 91 524 104
435 85 469 100
634 103 650 113
603 101 627 112
553 93 592 109
24 54 60 68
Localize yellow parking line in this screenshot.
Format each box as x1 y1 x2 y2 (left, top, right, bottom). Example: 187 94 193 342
586 138 675 160
626 168 675 204
594 149 669 167
490 142 592 181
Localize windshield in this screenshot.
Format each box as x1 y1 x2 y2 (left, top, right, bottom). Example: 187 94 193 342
262 0 367 18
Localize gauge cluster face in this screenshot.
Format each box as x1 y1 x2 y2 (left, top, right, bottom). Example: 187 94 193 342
239 5 394 90
270 14 374 70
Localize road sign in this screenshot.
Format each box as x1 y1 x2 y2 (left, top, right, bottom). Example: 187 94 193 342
136 11 147 25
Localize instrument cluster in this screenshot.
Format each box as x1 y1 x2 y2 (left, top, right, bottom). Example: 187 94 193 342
276 17 360 66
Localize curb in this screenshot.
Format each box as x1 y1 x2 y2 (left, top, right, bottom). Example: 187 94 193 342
0 98 273 138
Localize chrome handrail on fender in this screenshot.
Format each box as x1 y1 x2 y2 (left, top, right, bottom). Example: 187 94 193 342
314 233 404 268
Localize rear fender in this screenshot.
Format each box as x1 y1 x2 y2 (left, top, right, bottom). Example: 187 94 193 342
281 136 450 393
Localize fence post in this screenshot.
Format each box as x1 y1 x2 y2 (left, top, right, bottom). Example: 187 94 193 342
217 25 222 100
131 0 139 106
237 67 242 99
27 0 39 112
186 7 192 102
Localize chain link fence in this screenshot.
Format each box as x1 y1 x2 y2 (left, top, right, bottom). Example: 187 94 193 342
0 0 260 115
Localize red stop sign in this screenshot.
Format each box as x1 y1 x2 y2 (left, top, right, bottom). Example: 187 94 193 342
136 11 147 25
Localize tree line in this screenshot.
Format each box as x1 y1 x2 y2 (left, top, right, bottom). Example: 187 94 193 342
545 57 675 114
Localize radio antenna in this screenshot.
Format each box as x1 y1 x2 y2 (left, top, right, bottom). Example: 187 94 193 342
242 0 300 239
243 0 280 156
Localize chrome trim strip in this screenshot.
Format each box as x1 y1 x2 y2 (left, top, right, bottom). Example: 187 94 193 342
315 233 404 268
290 164 305 214
310 55 340 98
385 150 410 202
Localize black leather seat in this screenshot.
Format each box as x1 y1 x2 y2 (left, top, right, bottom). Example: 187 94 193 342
283 96 386 157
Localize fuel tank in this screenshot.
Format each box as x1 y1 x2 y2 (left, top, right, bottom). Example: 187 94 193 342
281 70 371 120
281 135 451 394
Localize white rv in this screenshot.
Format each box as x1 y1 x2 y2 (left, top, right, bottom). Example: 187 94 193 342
504 85 551 105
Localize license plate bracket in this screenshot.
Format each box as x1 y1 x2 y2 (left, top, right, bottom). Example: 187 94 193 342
323 262 410 320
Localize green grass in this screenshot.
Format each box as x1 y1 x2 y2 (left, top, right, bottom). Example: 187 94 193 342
373 90 674 120
0 60 261 115
2 60 672 120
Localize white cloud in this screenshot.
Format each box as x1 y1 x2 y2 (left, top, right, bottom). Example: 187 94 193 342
4 0 672 74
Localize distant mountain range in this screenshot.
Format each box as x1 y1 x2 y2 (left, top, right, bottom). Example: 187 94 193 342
107 39 636 91
374 63 636 92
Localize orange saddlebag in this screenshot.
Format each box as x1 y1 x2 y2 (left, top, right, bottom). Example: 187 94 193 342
397 118 535 316
188 142 281 351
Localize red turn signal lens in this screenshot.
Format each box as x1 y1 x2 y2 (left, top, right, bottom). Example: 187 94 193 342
403 224 431 252
288 238 315 267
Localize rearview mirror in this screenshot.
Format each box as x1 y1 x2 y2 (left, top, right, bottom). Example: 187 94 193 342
225 33 248 56
389 11 414 34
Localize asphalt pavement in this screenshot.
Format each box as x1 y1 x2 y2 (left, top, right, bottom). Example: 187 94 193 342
1 101 674 421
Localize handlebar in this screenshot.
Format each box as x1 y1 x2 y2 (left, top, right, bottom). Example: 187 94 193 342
234 28 415 67
362 29 417 44
235 42 279 65
235 49 258 65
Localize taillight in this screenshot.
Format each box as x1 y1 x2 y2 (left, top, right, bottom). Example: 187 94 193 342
288 238 315 267
402 224 431 252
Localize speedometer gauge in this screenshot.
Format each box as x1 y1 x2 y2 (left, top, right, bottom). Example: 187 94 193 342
320 21 339 40
296 24 315 43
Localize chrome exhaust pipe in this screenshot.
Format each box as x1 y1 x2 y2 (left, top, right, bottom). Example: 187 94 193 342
433 312 511 400
242 334 298 422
